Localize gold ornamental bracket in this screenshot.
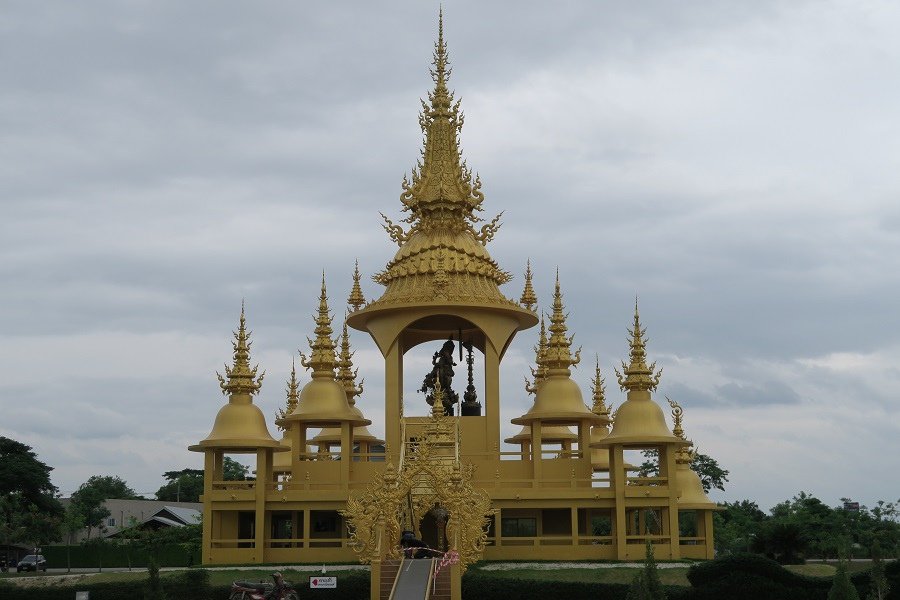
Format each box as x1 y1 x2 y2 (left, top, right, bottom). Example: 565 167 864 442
341 392 492 571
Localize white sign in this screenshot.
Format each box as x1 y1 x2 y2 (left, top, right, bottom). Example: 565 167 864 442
309 576 337 589
75 593 90 600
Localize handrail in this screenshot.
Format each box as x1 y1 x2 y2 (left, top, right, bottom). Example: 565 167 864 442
424 558 435 600
387 558 404 600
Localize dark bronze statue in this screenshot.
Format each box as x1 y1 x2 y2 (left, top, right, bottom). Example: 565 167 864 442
419 338 459 415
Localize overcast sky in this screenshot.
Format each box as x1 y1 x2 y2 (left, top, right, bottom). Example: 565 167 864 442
2 0 898 512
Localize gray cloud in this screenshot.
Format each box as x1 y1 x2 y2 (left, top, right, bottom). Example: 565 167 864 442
2 0 899 511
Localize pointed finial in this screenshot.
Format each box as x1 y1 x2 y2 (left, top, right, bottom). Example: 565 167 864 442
614 297 662 393
520 259 537 310
216 303 265 397
591 356 609 417
525 313 548 394
431 377 446 418
299 274 338 379
667 396 693 463
541 270 582 376
337 317 364 404
276 358 301 430
347 260 366 312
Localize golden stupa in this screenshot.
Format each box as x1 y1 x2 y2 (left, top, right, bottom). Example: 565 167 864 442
191 13 719 597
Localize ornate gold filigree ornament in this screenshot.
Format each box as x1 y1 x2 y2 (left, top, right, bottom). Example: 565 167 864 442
341 381 493 571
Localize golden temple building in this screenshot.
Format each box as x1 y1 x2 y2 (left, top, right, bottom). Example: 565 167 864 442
191 14 717 599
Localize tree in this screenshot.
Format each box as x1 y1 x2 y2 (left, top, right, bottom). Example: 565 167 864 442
867 541 889 600
155 469 204 503
638 449 729 493
223 457 251 481
144 559 168 600
626 540 667 600
714 500 767 554
70 475 140 538
0 437 63 553
60 504 85 573
828 559 861 600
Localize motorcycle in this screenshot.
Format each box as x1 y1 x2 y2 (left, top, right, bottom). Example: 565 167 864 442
229 572 298 600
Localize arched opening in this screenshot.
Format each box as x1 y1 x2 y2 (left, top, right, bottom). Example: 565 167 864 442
401 315 485 418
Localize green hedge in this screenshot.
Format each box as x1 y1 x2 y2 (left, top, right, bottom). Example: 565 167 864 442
42 544 196 569
0 569 370 600
460 570 688 600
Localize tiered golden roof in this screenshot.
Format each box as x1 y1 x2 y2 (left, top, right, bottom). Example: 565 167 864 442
284 276 370 426
345 15 535 329
512 273 602 425
190 304 282 451
596 301 685 445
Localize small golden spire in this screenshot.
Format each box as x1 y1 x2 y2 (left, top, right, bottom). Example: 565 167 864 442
431 377 446 419
299 273 338 379
276 358 301 430
347 260 366 312
542 270 582 376
520 259 537 310
591 356 610 418
615 298 662 393
336 317 364 405
667 396 693 463
524 313 548 394
216 301 265 397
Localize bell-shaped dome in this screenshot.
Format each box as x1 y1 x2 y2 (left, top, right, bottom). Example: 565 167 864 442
512 376 602 425
505 424 577 445
596 304 685 446
191 400 283 451
598 391 685 445
283 276 372 428
675 463 715 507
285 377 371 427
190 305 282 452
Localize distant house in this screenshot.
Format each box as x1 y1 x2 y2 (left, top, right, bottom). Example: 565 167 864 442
57 499 202 544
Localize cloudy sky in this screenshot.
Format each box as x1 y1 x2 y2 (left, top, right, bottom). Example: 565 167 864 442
2 0 898 512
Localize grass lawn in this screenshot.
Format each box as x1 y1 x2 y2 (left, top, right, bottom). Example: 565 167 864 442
469 566 692 586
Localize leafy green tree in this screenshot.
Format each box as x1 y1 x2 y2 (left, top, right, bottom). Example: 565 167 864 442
61 504 85 573
828 559 861 600
638 449 729 493
867 541 889 600
0 437 63 553
714 500 766 554
144 559 168 600
223 457 251 481
70 475 139 538
155 469 204 502
626 540 667 600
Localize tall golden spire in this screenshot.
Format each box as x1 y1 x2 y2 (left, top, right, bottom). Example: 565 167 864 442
615 298 662 393
542 271 581 376
347 260 366 312
520 259 537 310
216 301 265 397
524 314 548 394
276 359 301 430
300 274 338 380
591 357 610 419
395 8 485 222
337 318 364 405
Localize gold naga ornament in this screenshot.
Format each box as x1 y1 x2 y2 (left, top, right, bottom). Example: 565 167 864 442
341 381 493 571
